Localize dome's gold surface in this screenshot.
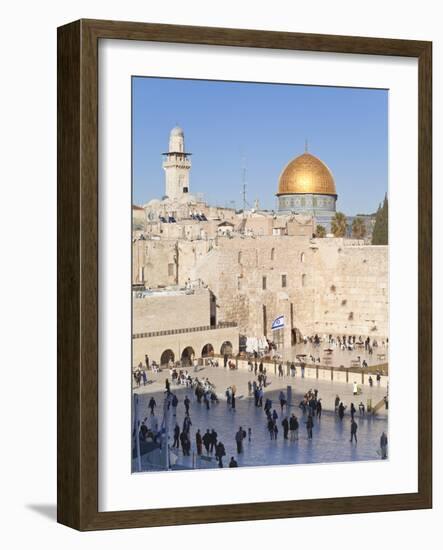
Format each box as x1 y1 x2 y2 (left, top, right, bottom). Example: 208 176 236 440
277 152 336 196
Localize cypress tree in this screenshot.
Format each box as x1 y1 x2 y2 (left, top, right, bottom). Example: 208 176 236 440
372 194 388 245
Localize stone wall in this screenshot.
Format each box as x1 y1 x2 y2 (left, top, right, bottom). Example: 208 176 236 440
133 289 211 334
132 325 238 366
132 232 388 347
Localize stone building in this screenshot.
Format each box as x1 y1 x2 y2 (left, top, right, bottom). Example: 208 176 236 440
133 287 238 365
132 126 388 364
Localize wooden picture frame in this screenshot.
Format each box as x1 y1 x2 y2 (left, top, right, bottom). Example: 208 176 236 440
57 19 432 530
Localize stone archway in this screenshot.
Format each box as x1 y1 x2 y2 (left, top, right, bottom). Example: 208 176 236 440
201 343 214 357
160 349 175 366
181 346 195 366
220 341 233 356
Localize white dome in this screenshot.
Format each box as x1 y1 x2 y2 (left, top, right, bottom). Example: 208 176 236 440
170 126 184 137
146 198 161 207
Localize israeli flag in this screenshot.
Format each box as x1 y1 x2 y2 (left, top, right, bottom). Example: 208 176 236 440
271 315 285 331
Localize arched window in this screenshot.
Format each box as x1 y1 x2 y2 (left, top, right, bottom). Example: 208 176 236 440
238 251 242 265
271 248 275 261
300 252 305 263
301 273 307 287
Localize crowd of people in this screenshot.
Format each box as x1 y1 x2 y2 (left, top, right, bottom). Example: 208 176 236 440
134 344 388 470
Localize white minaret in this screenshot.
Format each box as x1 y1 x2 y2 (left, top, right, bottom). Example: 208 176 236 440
162 126 192 200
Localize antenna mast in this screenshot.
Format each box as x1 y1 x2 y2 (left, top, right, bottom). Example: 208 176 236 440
241 156 248 216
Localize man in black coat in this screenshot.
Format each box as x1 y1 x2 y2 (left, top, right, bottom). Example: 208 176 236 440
184 395 190 415
281 416 289 440
209 429 218 453
173 423 180 448
350 420 358 443
202 429 211 455
215 441 226 467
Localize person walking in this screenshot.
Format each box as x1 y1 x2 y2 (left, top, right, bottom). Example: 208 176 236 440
141 370 148 386
316 399 322 419
279 391 287 412
172 423 180 448
350 419 358 443
148 396 156 415
184 395 190 415
231 392 236 411
202 429 211 455
182 415 192 435
380 431 388 459
235 426 246 453
334 395 340 414
209 428 218 454
282 416 289 440
215 441 226 467
195 429 203 456
289 414 299 441
306 414 313 439
165 378 170 394
267 418 275 440
180 431 190 456
203 391 210 410
171 393 179 416
144 354 150 370
350 403 356 420
353 381 358 396
225 387 232 405
338 402 346 420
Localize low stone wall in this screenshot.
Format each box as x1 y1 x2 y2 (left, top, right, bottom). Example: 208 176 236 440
233 358 388 388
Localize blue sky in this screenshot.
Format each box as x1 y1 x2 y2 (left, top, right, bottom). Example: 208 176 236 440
132 77 388 215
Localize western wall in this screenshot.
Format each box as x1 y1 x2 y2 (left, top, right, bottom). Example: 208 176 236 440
133 232 388 349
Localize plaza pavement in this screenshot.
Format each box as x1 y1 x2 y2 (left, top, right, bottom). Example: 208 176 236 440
133 361 388 471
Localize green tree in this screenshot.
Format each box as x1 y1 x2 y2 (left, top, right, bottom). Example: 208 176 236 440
372 194 389 245
316 224 326 238
331 212 348 237
352 217 366 239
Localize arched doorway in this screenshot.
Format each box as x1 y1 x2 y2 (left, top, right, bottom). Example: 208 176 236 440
181 346 195 366
160 349 175 366
220 341 233 356
201 343 214 357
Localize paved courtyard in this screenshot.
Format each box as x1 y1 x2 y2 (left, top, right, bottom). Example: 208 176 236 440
286 341 388 369
133 361 388 472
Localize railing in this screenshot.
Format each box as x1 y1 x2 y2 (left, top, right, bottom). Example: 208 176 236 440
133 321 237 339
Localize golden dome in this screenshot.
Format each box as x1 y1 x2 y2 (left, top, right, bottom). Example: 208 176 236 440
277 152 336 196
